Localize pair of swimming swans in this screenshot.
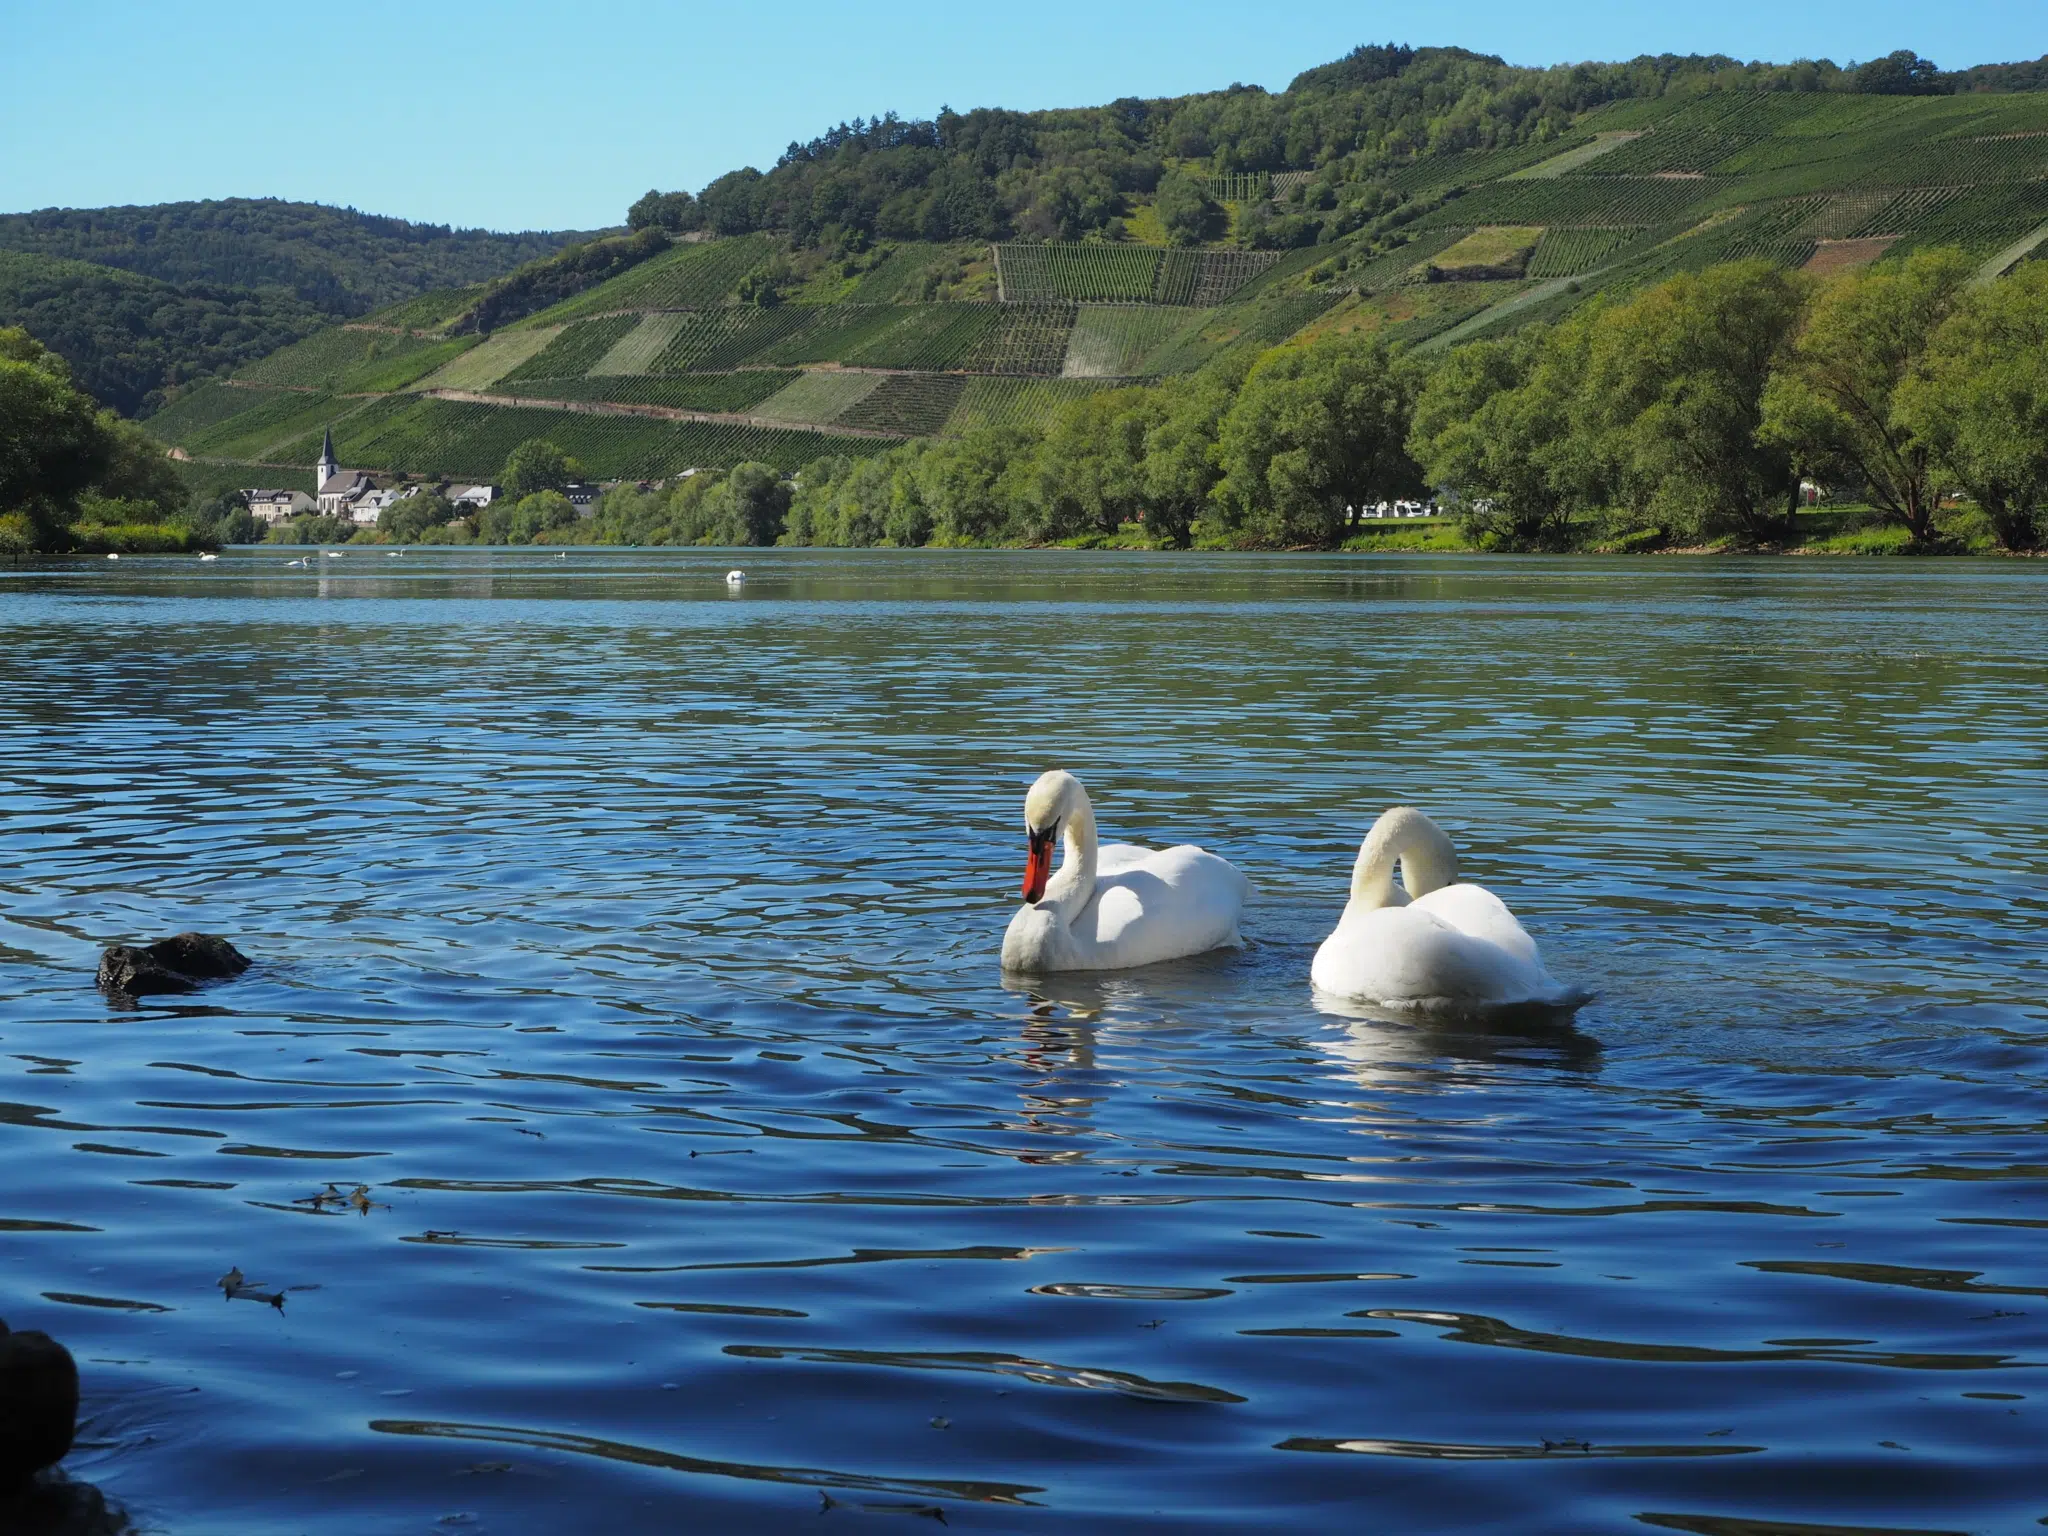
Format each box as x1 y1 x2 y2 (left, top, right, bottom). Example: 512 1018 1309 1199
999 770 1577 1012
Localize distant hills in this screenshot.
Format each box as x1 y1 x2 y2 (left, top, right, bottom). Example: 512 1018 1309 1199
0 200 592 413
12 42 2048 488
148 41 2048 498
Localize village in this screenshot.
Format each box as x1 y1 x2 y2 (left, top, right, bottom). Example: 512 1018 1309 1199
238 428 607 531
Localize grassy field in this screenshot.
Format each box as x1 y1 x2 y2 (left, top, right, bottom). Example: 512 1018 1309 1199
414 327 562 391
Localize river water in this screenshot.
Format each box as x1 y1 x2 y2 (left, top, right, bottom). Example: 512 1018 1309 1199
2 549 2044 1534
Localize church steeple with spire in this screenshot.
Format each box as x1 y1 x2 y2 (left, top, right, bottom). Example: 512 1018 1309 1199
316 426 338 493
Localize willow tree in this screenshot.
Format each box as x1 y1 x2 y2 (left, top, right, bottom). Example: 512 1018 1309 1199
1760 248 1973 543
1894 263 2048 552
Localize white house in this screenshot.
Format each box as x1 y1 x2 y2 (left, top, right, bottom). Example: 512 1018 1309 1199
350 485 416 527
247 489 315 526
450 484 500 510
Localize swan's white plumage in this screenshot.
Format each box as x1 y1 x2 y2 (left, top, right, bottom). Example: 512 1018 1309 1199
1311 806 1578 1011
1001 771 1247 973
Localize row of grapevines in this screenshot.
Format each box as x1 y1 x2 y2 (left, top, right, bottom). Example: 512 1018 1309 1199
181 389 369 462
497 372 799 413
1060 306 1192 378
837 374 968 436
1188 249 1283 305
281 397 896 479
1592 93 1811 177
941 377 1117 435
753 371 884 425
236 326 446 390
1436 176 1719 228
535 234 779 323
145 382 293 444
839 303 1003 370
1524 227 1649 279
959 302 1078 375
996 244 1162 302
647 308 812 372
1892 181 2048 255
500 315 640 383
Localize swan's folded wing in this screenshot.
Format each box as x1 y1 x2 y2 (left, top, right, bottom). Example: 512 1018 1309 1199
1412 883 1540 965
1095 841 1155 875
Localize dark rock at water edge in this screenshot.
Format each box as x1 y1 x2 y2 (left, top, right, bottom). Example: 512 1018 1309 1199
1 1320 78 1490
96 933 251 996
0 1473 130 1536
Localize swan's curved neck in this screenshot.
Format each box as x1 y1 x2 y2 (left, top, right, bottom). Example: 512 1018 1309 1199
1347 806 1458 914
1043 792 1099 923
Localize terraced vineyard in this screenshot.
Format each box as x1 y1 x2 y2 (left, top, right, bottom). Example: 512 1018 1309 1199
838 374 968 436
755 371 884 426
185 84 2048 499
273 397 893 479
1062 306 1190 378
500 372 797 413
943 377 1118 435
996 245 1279 305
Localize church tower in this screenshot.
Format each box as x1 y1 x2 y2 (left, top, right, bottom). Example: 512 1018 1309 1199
316 426 337 492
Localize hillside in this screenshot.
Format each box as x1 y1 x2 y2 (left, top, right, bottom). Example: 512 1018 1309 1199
156 64 2048 494
0 200 589 314
0 249 327 416
0 199 594 414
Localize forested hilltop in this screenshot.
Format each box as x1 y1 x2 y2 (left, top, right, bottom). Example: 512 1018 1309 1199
11 40 2048 556
0 201 590 414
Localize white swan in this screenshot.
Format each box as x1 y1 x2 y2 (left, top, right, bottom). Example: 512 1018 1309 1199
106 552 120 561
199 552 218 562
1001 770 1248 973
1311 807 1579 1011
725 569 746 586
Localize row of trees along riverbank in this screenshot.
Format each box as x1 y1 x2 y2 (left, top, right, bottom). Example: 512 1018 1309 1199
494 249 2048 555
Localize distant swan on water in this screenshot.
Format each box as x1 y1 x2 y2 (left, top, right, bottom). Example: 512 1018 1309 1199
323 550 343 559
725 569 746 586
199 553 218 562
287 556 311 568
1311 807 1581 1013
1001 770 1248 973
105 553 120 561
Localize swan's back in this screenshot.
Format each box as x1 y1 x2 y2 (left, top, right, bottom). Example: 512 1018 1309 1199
1006 842 1246 972
1314 882 1568 1010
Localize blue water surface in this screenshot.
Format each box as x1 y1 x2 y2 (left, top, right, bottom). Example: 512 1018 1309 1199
2 548 2044 1534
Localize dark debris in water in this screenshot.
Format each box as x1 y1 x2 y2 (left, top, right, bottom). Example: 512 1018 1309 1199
821 1491 947 1523
291 1183 386 1216
215 1268 284 1311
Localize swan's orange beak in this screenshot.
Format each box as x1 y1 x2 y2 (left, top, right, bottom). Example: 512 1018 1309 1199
1022 827 1056 903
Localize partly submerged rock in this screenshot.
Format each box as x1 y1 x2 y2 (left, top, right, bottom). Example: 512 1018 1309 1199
0 1472 130 1536
96 933 251 997
0 1321 78 1491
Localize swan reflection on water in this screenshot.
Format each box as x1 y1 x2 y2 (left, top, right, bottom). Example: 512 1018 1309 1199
1311 991 1602 1079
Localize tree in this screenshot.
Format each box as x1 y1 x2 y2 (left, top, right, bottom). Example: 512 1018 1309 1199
1895 263 2048 551
0 326 106 547
1154 173 1226 247
378 490 456 545
1031 388 1162 539
1760 248 1973 543
713 461 791 545
1852 50 1947 95
1409 318 1599 549
1579 261 1808 542
912 431 1032 545
1142 354 1251 547
501 438 582 498
1215 334 1425 546
627 189 698 233
510 491 577 543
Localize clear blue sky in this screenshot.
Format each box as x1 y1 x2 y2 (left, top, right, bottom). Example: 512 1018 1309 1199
4 1 2042 232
